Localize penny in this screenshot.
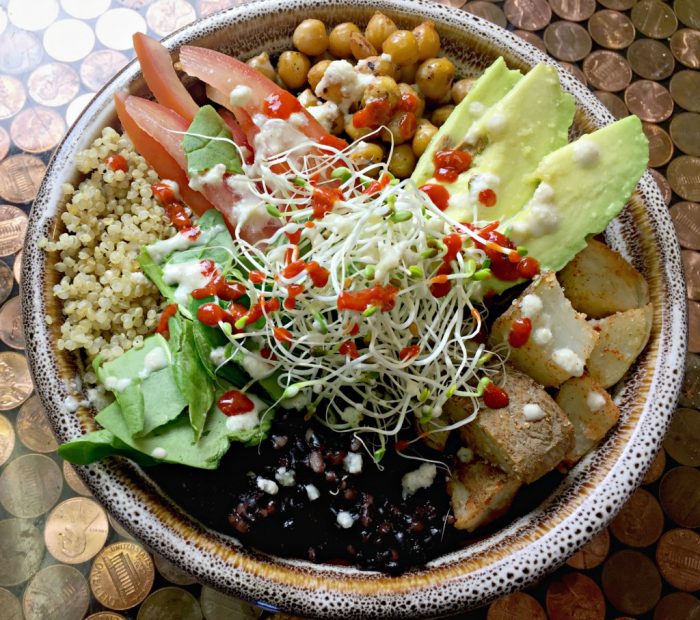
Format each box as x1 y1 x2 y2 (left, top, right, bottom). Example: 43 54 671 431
0 259 12 304
680 353 700 408
137 587 203 620
660 466 700 527
546 572 605 620
653 592 700 620
602 550 662 615
672 29 700 70
10 107 66 154
595 90 629 119
7 0 59 31
691 300 700 353
0 296 25 349
668 156 700 202
23 564 89 620
598 0 637 8
670 202 700 249
624 80 673 123
0 414 14 466
27 63 80 107
95 9 147 51
559 62 587 86
0 155 46 204
0 75 26 120
588 10 636 51
0 30 43 76
671 113 700 156
583 50 632 92
683 250 700 300
0 588 22 620
670 71 700 113
90 542 155 610
12 249 21 284
548 0 595 22
200 586 261 620
43 19 95 63
513 30 546 53
146 0 197 37
675 0 700 29
86 614 127 620
463 2 507 28
503 0 552 31
44 497 109 564
543 21 592 63
649 169 672 205
609 488 664 547
565 528 610 569
0 518 44 586
0 453 62 517
656 528 700 591
0 205 28 257
631 0 678 39
642 447 666 484
0 126 8 160
63 461 92 496
627 39 675 81
487 592 546 620
153 553 197 586
61 0 112 19
642 123 674 168
80 50 129 92
17 395 57 453
0 351 32 410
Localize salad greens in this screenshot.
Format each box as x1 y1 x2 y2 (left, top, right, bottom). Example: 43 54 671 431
182 104 243 176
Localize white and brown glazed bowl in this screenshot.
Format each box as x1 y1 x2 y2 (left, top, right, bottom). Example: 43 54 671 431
22 1 687 617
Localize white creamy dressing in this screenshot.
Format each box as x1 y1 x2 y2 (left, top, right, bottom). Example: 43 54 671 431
189 162 227 191
523 403 546 421
469 101 486 117
161 179 181 200
138 345 170 380
551 347 585 376
224 393 267 434
297 89 318 108
147 233 202 264
103 376 132 392
224 175 269 232
586 390 607 412
279 390 312 410
306 101 340 132
374 240 410 281
469 172 501 210
572 138 600 168
240 350 275 379
151 447 168 459
288 112 308 128
162 259 212 305
229 84 252 107
486 112 507 136
511 182 559 241
532 327 553 345
210 346 228 367
401 462 437 498
314 60 373 112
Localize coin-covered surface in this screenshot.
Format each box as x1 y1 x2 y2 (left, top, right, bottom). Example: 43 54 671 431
0 351 33 410
0 587 23 620
90 542 155 610
199 586 261 620
137 587 203 620
22 564 90 620
602 550 663 615
0 453 62 517
546 571 606 620
0 518 45 586
0 260 12 305
17 394 58 452
565 527 610 569
656 528 700 592
0 205 29 257
44 497 109 564
0 296 26 349
0 413 15 466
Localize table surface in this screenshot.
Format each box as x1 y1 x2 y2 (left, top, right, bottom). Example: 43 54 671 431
0 0 698 618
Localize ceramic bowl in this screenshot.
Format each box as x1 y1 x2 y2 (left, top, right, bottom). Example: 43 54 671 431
23 0 687 617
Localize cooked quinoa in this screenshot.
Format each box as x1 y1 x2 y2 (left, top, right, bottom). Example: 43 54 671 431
41 127 174 362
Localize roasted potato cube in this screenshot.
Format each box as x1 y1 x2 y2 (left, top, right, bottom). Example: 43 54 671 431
490 272 599 387
445 368 574 483
587 303 653 388
555 373 620 465
447 459 521 531
558 239 649 319
417 415 450 452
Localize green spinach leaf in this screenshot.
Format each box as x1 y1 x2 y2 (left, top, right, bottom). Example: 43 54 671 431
182 105 243 176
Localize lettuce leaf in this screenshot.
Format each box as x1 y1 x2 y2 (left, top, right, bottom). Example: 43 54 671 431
182 105 243 176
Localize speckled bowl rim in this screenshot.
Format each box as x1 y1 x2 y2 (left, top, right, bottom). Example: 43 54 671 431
23 1 687 617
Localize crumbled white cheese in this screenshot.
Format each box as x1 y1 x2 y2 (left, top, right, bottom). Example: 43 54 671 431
297 89 318 108
86 386 111 411
520 294 543 319
469 172 500 211
586 391 607 412
63 395 89 413
151 447 168 459
523 403 546 421
138 346 169 379
229 84 252 107
532 327 553 345
456 447 474 463
511 183 559 241
275 467 296 487
340 407 364 426
279 390 312 410
189 162 227 191
306 101 340 132
401 463 437 499
225 410 259 433
288 112 308 128
210 346 228 367
103 376 132 392
572 138 600 168
305 484 320 501
315 60 373 112
240 351 275 380
469 101 486 117
336 510 355 529
344 452 363 474
552 347 585 376
162 260 211 305
256 477 279 495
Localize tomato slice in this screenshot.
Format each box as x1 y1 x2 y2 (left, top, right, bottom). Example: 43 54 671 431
218 108 254 164
132 33 199 122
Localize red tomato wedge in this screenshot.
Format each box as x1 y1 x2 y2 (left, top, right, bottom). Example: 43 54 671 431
132 33 199 123
218 108 254 164
114 92 214 216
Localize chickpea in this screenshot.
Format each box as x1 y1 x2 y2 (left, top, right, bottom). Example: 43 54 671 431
345 116 373 141
451 78 474 105
412 119 438 157
362 75 401 108
350 32 377 60
349 141 384 169
277 51 311 90
397 62 417 84
416 57 455 100
431 104 454 127
381 110 416 145
413 21 440 61
356 55 398 79
389 144 416 178
247 51 276 81
293 19 328 56
382 30 419 66
328 22 361 59
308 59 332 92
365 12 398 50
398 83 424 117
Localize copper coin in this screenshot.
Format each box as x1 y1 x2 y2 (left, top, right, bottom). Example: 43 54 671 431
683 250 700 300
0 588 22 620
588 10 636 50
199 586 261 620
23 564 90 620
559 62 587 86
671 113 700 157
670 201 700 249
12 249 21 284
27 62 79 107
0 75 26 120
670 71 700 113
0 30 43 76
86 614 127 620
642 447 666 484
602 550 662 615
691 300 700 353
0 205 28 257
653 592 700 620
680 353 700 408
543 21 593 63
583 50 632 92
514 30 547 53
463 1 507 28
675 0 700 29
656 528 700 591
665 408 700 467
153 554 197 586
0 126 9 161
609 488 664 547
595 90 629 119
631 0 679 39
0 155 46 204
668 156 700 202
17 394 56 452
0 413 14 467
503 0 552 31
89 542 155 610
565 528 610 569
0 453 62 518
624 80 674 122
44 497 109 564
671 29 700 69
642 123 674 168
546 572 605 620
549 0 595 22
0 350 32 410
137 587 203 620
0 518 45 586
80 50 129 92
0 296 24 350
660 465 700 527
598 0 637 8
487 592 546 619
649 168 672 205
10 107 66 154
63 461 92 496
0 259 12 304
145 0 197 37
627 39 675 81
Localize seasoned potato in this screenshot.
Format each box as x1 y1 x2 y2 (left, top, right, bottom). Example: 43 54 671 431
447 459 521 531
490 273 599 387
445 367 574 483
558 239 650 319
417 415 450 452
555 373 620 465
587 304 653 388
